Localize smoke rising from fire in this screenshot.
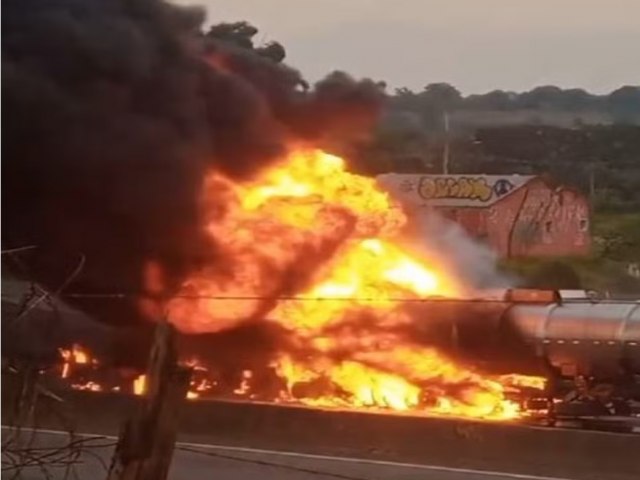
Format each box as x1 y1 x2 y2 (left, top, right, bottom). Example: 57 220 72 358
2 0 383 323
413 213 517 289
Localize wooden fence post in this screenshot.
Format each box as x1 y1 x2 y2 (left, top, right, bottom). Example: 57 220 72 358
108 320 191 480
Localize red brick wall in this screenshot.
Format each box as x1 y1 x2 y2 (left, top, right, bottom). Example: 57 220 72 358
437 179 590 258
506 181 590 257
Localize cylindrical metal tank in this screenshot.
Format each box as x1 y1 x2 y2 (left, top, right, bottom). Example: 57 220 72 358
508 301 640 377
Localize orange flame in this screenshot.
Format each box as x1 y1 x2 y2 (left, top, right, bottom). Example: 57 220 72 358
72 381 102 392
499 374 547 392
133 374 147 396
168 149 458 333
233 370 253 396
59 344 92 379
162 147 543 419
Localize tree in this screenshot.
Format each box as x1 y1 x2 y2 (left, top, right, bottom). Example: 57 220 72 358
558 88 594 111
391 87 419 110
609 86 640 124
420 82 462 110
527 261 582 289
465 90 514 111
206 21 258 49
206 21 287 63
411 83 460 130
516 85 564 109
255 41 286 63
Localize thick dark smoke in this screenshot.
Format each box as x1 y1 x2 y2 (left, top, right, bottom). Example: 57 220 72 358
2 0 383 326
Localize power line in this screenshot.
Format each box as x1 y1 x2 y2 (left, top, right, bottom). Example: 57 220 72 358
61 292 503 303
58 292 638 305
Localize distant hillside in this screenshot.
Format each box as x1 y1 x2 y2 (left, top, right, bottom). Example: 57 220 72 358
387 84 640 132
449 109 613 130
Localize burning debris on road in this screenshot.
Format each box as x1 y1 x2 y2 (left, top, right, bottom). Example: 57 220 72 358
52 148 546 421
164 147 545 419
58 338 546 421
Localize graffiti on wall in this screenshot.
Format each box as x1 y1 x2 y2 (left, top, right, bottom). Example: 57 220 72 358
376 173 535 208
509 187 590 252
417 176 516 203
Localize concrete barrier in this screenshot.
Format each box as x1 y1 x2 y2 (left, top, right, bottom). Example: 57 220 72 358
3 385 639 480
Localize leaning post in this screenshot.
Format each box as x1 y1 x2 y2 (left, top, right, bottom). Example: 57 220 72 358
108 318 191 480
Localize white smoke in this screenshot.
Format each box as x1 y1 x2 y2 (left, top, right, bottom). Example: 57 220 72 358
411 209 517 291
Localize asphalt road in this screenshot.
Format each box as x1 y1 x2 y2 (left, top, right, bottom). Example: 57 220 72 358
1 428 571 480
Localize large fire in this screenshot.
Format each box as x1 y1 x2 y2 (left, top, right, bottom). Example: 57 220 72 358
159 148 544 420
168 148 459 332
55 148 543 419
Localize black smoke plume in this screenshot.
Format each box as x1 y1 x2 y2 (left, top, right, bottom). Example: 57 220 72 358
2 0 384 326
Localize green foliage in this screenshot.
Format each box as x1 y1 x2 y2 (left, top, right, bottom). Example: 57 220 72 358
472 125 640 212
609 86 640 124
527 260 583 289
359 122 640 212
388 83 640 126
592 213 640 261
501 214 640 294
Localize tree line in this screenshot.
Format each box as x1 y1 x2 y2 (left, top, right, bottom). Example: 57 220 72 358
389 83 640 130
205 22 640 213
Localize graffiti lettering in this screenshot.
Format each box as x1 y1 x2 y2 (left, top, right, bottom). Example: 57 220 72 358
399 179 415 193
418 177 495 202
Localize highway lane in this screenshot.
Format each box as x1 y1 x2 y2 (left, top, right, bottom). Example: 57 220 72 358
4 388 639 479
1 427 572 480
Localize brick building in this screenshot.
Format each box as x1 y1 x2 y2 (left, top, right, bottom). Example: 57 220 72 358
377 173 590 258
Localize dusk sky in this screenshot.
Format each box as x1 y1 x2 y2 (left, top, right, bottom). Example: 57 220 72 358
177 0 640 94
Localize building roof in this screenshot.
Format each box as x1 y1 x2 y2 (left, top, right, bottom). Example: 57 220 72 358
377 173 536 208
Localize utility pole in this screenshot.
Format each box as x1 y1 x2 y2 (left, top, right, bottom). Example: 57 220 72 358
589 160 596 202
442 110 450 174
108 320 191 480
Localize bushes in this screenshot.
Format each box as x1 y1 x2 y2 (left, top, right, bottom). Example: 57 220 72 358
527 260 582 289
501 256 639 294
499 214 640 294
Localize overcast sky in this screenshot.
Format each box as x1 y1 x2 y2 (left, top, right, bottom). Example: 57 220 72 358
177 0 640 95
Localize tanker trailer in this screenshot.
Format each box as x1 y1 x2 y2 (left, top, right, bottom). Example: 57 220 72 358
407 290 640 418
506 298 640 417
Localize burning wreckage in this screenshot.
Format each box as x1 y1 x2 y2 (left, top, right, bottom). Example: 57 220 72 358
5 149 640 426
2 0 639 429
